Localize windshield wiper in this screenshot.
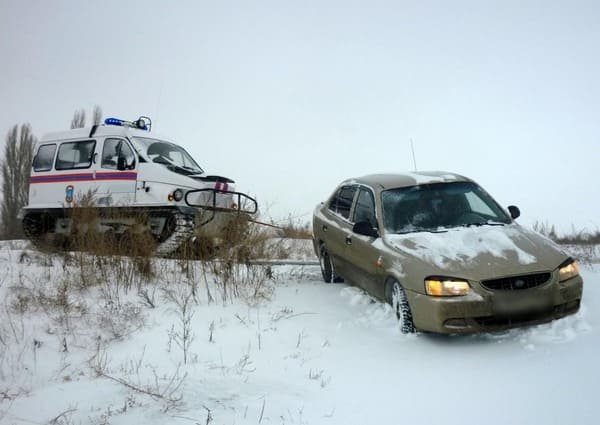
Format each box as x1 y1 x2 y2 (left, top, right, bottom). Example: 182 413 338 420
461 220 506 228
396 228 448 235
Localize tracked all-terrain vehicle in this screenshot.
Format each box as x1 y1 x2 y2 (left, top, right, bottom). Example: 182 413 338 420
21 116 257 255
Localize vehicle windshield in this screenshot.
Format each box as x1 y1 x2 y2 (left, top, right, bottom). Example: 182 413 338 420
131 137 204 175
381 181 511 234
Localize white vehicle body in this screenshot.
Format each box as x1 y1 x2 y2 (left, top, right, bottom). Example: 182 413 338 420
22 117 257 254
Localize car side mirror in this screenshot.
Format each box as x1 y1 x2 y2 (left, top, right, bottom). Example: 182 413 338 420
117 156 127 171
508 205 520 219
353 221 379 238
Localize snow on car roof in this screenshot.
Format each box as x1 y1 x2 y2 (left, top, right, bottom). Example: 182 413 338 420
349 172 472 190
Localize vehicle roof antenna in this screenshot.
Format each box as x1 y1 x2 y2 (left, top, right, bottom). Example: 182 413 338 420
410 138 418 171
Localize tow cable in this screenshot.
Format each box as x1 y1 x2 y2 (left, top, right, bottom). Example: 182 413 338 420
245 219 319 266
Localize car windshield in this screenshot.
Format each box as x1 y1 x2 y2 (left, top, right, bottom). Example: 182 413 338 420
132 137 203 175
381 181 511 234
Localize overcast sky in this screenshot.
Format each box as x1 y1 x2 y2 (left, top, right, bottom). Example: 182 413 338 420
1 0 598 232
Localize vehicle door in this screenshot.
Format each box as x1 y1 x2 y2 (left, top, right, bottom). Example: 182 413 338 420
94 137 138 206
30 142 60 206
321 185 358 278
30 139 98 208
343 186 383 296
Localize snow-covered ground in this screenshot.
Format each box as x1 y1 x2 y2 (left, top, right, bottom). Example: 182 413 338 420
0 241 598 425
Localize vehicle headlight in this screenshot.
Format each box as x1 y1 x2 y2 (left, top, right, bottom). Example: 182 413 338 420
558 259 580 282
169 189 184 202
425 278 471 296
173 189 184 202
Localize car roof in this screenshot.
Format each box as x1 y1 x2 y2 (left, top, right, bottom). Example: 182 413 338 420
345 172 473 191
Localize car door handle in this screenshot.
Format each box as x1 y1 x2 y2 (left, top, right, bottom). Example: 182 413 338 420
345 235 352 245
322 225 328 232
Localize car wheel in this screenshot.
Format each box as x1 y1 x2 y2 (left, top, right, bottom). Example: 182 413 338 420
319 244 343 283
389 280 415 334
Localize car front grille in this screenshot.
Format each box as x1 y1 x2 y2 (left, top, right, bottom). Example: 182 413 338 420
473 300 581 328
481 272 551 291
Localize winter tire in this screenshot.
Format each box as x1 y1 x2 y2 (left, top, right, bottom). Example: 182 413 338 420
319 245 343 283
389 280 415 334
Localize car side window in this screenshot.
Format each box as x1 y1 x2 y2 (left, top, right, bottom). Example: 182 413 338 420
33 144 57 172
328 185 357 220
353 188 376 226
55 140 96 170
102 138 136 170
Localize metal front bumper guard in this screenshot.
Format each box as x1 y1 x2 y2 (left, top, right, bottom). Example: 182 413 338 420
184 188 258 226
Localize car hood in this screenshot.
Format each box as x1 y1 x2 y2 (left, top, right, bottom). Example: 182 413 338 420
383 223 569 281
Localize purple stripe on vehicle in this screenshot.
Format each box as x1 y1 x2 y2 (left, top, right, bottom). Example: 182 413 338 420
31 172 138 184
95 172 138 180
31 173 94 183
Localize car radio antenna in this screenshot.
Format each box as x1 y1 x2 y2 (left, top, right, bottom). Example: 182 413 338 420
410 138 418 171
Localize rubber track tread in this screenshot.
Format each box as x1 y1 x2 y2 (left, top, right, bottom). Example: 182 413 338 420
154 213 195 257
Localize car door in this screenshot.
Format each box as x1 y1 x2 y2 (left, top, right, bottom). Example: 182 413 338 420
343 186 383 297
321 185 358 279
94 137 138 206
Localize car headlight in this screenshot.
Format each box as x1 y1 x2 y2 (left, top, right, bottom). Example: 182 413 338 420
425 278 471 296
558 259 580 282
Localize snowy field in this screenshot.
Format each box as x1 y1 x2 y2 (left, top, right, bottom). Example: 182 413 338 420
0 241 598 425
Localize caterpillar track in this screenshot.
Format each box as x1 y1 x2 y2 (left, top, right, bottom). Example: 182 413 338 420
154 212 195 257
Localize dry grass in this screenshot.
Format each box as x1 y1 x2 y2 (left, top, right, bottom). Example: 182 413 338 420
533 221 600 245
533 221 599 265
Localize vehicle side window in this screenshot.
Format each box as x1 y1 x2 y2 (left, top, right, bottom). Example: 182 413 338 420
328 185 357 219
32 144 57 172
102 138 136 170
55 140 96 170
353 188 376 226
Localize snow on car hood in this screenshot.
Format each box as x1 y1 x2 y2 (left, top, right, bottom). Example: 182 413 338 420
383 224 568 280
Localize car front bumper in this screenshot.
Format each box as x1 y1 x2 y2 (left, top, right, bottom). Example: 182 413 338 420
406 275 583 334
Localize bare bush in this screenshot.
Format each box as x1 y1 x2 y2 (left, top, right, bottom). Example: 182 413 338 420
532 221 600 264
275 214 312 240
64 199 158 291
96 301 146 341
191 214 276 305
162 286 195 364
89 344 186 412
533 220 600 245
